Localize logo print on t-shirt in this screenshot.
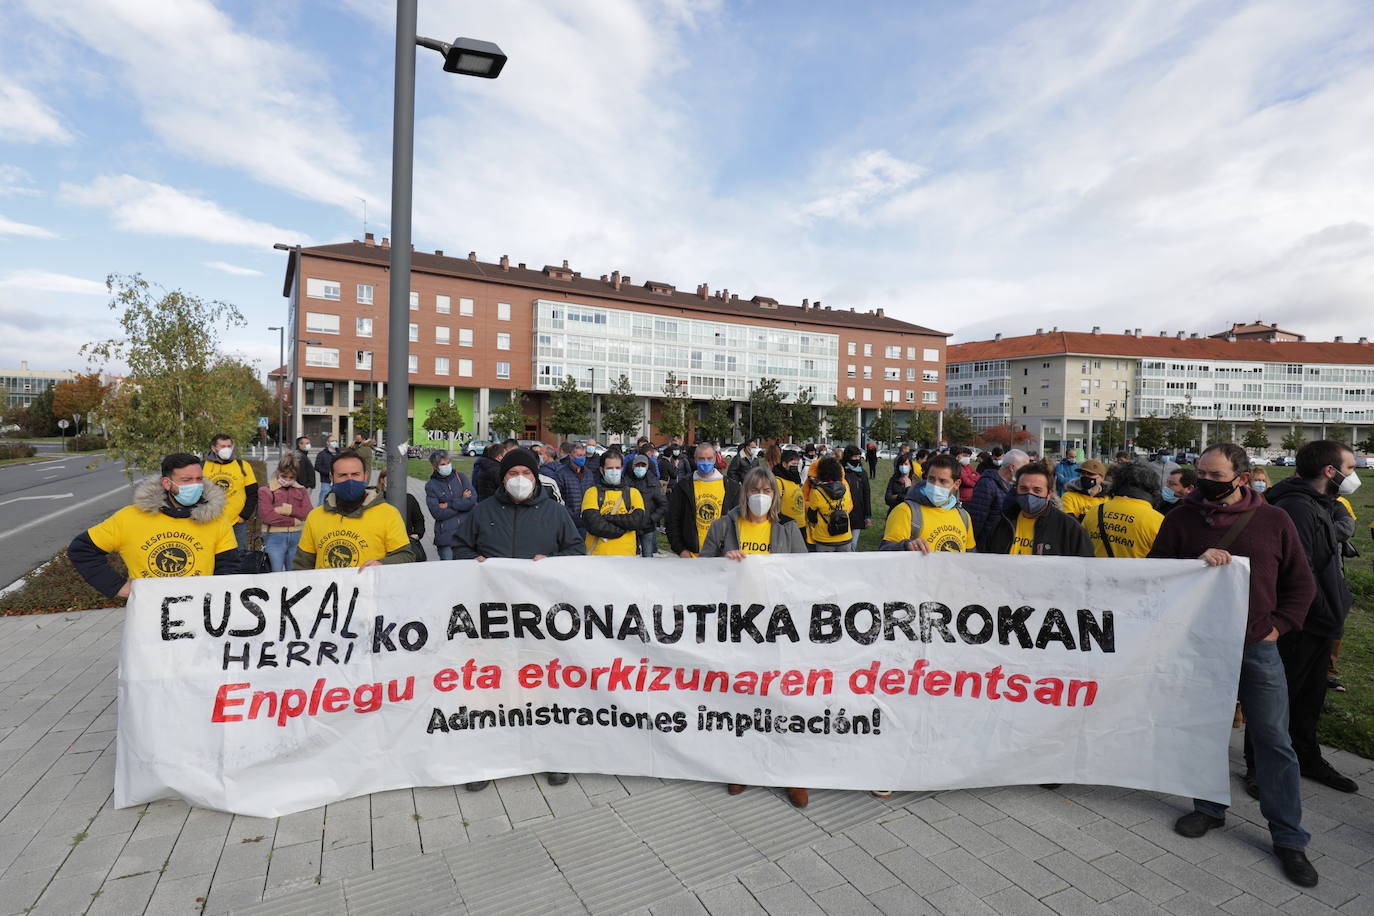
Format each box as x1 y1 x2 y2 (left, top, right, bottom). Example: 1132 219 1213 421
212 478 231 490
320 533 363 568
696 493 722 523
149 542 192 575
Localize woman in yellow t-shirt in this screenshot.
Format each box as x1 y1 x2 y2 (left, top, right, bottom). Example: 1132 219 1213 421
580 452 647 555
806 457 853 551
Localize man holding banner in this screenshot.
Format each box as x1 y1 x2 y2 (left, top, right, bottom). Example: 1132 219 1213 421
292 450 415 570
1149 442 1319 888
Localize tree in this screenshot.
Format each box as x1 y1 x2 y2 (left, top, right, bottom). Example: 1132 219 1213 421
1358 430 1374 455
1214 420 1234 444
1133 413 1167 452
904 408 937 446
22 386 56 437
549 375 593 438
788 389 821 443
1242 413 1269 451
83 274 249 474
826 398 859 443
700 396 735 444
1165 397 1201 452
1280 425 1305 454
655 372 689 441
601 374 642 442
748 378 790 442
488 389 529 440
1098 404 1124 454
52 373 111 434
350 395 387 438
941 406 975 445
868 402 901 446
423 398 466 443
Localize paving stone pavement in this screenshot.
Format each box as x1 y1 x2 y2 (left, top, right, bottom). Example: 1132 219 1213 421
1 607 1372 915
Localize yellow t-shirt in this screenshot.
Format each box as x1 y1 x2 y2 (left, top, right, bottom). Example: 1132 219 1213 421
299 502 409 568
807 481 853 544
1061 489 1105 521
737 517 772 554
202 458 257 524
692 478 727 557
1088 497 1163 559
778 476 806 526
86 505 237 580
1337 496 1355 522
582 485 645 556
881 501 975 552
1010 512 1037 555
912 460 923 478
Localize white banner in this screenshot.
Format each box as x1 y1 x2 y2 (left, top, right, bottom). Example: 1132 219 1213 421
116 554 1250 817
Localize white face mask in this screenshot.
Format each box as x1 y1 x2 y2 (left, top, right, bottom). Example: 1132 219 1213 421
958 456 971 466
505 475 535 502
216 446 233 461
1338 469 1361 496
300 443 310 452
328 441 338 449
437 463 453 477
747 493 772 517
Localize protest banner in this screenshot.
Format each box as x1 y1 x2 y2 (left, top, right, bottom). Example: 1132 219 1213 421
116 553 1250 817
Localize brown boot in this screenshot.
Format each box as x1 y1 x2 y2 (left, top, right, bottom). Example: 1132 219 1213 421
726 784 745 795
1232 703 1245 728
786 787 809 808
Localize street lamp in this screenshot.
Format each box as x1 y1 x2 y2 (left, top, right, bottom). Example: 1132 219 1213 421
386 5 507 512
268 325 285 450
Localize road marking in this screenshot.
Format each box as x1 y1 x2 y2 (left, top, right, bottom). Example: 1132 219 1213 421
0 492 73 507
0 490 126 542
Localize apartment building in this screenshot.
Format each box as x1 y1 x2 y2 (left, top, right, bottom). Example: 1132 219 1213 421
280 237 949 444
947 326 1374 454
0 362 80 410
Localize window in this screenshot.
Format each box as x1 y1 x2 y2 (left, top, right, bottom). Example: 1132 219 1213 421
862 387 872 401
847 364 856 378
408 354 418 374
884 389 899 401
923 349 939 362
356 284 373 304
496 361 510 379
306 278 340 300
305 312 340 334
846 386 856 399
1043 362 1051 369
922 369 938 382
459 297 474 316
1079 398 1090 414
436 295 451 314
1080 380 1091 394
409 323 419 342
847 342 857 356
906 390 915 402
435 357 450 375
355 350 372 371
497 302 511 321
863 366 873 379
863 343 873 357
496 332 511 350
458 359 473 377
409 291 419 311
922 391 938 403
906 368 917 381
1041 379 1051 389
885 345 901 359
907 347 917 360
305 346 339 367
356 317 372 337
884 367 900 381
435 327 450 345
459 328 473 347
1041 399 1050 409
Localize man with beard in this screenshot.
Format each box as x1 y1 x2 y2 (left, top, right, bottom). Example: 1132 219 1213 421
293 450 414 569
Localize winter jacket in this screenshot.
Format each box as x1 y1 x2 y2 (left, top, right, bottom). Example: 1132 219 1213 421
69 476 240 597
700 507 809 556
885 473 917 509
726 451 758 484
452 485 586 560
548 460 594 533
581 482 649 540
314 447 339 483
982 501 1095 557
293 448 318 489
292 487 415 568
957 463 980 503
967 468 1013 552
844 466 873 528
425 469 476 547
1148 488 1315 645
1267 477 1353 639
258 478 312 532
627 467 667 526
472 455 500 501
1053 459 1079 496
666 473 742 555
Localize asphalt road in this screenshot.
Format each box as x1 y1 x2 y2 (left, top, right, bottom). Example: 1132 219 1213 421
0 453 133 587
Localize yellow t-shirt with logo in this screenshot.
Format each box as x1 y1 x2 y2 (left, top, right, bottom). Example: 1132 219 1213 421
1061 489 1105 521
86 506 237 580
881 501 975 552
299 502 409 568
737 517 772 554
582 485 645 556
1010 513 1037 555
202 458 257 524
1087 497 1163 559
692 478 727 557
778 476 806 527
807 481 854 544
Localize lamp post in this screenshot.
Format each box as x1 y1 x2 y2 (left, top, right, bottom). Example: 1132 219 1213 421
268 325 285 450
386 2 507 512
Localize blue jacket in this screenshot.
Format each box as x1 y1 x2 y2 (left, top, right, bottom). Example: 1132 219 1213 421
1054 459 1080 496
967 468 1013 552
549 459 594 533
424 469 476 547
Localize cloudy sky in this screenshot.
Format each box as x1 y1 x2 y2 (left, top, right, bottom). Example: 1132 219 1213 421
1 0 1372 378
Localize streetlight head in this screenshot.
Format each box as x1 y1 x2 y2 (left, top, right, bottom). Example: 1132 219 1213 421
273 243 292 251
442 37 506 78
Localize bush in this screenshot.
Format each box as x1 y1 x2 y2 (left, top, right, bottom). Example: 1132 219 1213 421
0 442 36 460
0 550 124 615
71 435 108 451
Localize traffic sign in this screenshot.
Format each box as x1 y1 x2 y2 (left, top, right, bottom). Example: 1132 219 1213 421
258 417 270 428
57 419 69 430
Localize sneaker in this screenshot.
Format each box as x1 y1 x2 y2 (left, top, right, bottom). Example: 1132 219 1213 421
546 772 571 787
1174 811 1225 838
1327 676 1346 693
1274 846 1319 887
869 790 893 798
1301 761 1358 793
464 781 490 792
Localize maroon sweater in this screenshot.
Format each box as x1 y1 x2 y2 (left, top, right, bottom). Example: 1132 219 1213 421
1148 487 1315 645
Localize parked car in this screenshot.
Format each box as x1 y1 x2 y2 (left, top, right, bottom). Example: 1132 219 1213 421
1273 455 1295 467
877 449 896 460
1249 455 1271 466
462 438 492 457
1358 456 1374 469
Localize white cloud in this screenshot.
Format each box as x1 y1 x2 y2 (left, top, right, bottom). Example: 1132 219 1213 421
61 175 311 247
204 260 264 277
0 213 55 238
0 79 71 144
0 270 106 295
801 151 926 223
0 165 39 197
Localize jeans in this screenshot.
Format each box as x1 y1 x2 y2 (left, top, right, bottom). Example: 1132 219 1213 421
320 482 332 501
264 531 301 572
850 530 863 550
1196 639 1308 850
232 521 248 551
436 544 454 561
638 530 657 557
813 540 852 553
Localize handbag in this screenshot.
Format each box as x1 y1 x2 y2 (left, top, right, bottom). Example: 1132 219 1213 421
243 536 273 575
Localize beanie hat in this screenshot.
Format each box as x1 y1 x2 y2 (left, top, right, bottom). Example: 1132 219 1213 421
499 447 540 479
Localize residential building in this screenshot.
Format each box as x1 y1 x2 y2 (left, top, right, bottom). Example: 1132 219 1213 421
947 326 1374 455
1 362 79 410
279 237 948 444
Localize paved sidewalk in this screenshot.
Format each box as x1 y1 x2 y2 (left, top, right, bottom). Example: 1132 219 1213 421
0 607 1370 915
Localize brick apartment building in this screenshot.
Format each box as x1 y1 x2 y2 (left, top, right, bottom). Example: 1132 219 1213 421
279 237 949 446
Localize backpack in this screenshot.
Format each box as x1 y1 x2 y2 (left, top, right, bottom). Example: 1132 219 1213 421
818 486 850 537
905 500 971 547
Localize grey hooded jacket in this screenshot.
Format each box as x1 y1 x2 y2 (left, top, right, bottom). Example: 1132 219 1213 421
699 507 809 556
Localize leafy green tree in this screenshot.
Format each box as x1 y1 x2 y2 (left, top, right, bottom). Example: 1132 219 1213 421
1098 404 1124 454
941 406 975 445
549 375 593 438
1133 413 1167 452
1165 397 1201 451
1242 413 1269 451
601 374 642 442
788 389 821 443
700 397 735 443
423 398 466 444
1280 425 1305 454
22 386 56 437
52 373 111 435
350 395 387 439
904 408 937 446
1214 420 1234 444
488 389 529 440
655 372 689 441
83 274 251 474
748 378 790 442
868 402 900 446
826 398 859 443
1357 430 1374 455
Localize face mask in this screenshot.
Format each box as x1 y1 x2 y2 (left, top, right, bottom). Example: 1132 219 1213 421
958 456 971 466
1336 470 1361 496
1251 481 1267 494
633 465 647 478
921 483 956 508
696 460 716 475
279 477 296 487
752 447 762 458
437 464 453 477
1161 487 1179 503
171 482 203 506
216 446 233 461
1016 492 1049 516
571 455 586 468
505 475 535 502
332 479 366 504
898 464 910 475
747 493 772 516
847 462 862 472
603 468 623 485
993 459 1004 467
1196 476 1238 503
328 441 338 449
1077 475 1097 490
300 444 310 453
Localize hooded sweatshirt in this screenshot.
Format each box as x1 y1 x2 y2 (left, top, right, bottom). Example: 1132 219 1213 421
806 477 853 544
1267 476 1353 639
293 486 414 569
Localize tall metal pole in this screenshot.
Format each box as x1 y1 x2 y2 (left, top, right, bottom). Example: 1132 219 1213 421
276 326 285 451
385 0 418 510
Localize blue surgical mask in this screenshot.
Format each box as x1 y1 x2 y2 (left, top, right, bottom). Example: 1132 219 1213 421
993 459 1004 467
898 464 910 475
332 479 366 503
572 455 587 468
437 464 453 477
1016 492 1049 516
633 466 647 478
696 460 716 475
1161 487 1179 503
847 462 862 472
921 483 955 508
172 483 203 507
1251 481 1267 494
603 468 622 485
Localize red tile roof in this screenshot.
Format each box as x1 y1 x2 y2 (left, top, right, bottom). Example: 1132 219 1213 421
948 331 1374 366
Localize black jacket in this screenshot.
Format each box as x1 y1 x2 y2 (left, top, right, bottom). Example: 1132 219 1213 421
726 452 757 484
314 447 338 483
293 448 317 489
1268 477 1352 638
884 473 915 509
472 456 500 502
581 482 650 539
983 501 1095 557
844 466 872 526
628 468 667 526
666 474 741 555
452 485 586 559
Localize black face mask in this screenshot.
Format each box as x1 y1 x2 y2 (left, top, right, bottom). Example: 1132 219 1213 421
1196 476 1239 502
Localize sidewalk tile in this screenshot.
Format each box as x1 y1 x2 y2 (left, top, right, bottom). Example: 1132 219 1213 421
1103 891 1171 915
844 821 908 858
929 848 1012 898
777 847 846 894
931 815 1010 859
1142 851 1243 905
1027 819 1111 862
825 845 900 894
1091 852 1182 904
1037 886 1101 916
86 871 159 915
934 792 1004 827
882 814 957 858
1037 850 1127 902
755 881 825 916
648 889 709 916
698 881 766 916
736 861 789 895
875 847 955 896
1079 820 1165 864
923 884 998 915
811 883 882 916
983 886 1055 916
981 816 1062 861
982 849 1069 898
142 872 214 916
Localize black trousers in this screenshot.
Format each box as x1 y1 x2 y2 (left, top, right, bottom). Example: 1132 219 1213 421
1246 630 1333 772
